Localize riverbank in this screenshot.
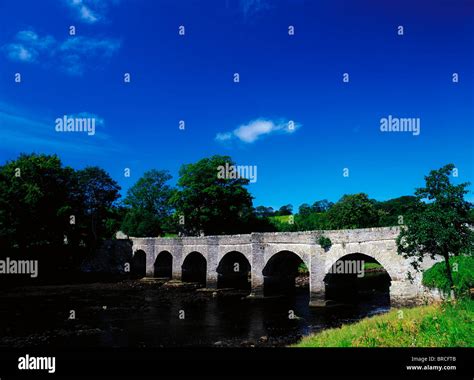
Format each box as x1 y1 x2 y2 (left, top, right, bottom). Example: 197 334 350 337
293 298 474 347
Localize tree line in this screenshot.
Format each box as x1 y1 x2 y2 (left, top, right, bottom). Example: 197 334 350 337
266 194 423 232
1 154 473 250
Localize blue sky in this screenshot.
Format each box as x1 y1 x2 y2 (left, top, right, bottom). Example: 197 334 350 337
1 0 473 209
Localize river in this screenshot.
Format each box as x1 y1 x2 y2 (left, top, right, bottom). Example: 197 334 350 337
0 279 390 348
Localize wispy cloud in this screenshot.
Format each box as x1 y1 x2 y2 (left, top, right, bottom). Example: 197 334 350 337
216 118 301 144
3 30 55 63
58 36 121 75
0 102 124 155
2 29 121 75
64 0 118 24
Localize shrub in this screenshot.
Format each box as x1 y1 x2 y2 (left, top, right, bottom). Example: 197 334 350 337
422 256 474 297
318 236 332 251
298 263 309 274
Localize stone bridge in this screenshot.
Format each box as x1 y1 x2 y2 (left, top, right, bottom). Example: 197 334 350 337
130 227 440 306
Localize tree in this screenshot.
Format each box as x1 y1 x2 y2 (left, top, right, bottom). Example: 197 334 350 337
327 193 379 229
255 205 275 218
74 167 121 247
396 164 473 291
0 153 74 250
277 204 293 216
295 211 330 231
376 195 418 226
121 170 173 237
105 205 127 238
312 199 333 213
0 154 125 276
298 203 312 216
121 208 163 237
170 155 253 235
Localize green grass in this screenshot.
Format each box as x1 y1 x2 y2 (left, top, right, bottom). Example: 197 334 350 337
364 262 383 271
293 299 474 347
363 262 385 277
269 215 292 224
422 256 474 296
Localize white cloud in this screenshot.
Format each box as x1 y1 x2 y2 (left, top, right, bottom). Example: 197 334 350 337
5 44 37 62
234 120 274 143
16 30 55 47
215 132 233 142
16 30 38 42
2 29 120 75
64 0 116 24
78 3 99 23
216 118 301 144
3 30 55 62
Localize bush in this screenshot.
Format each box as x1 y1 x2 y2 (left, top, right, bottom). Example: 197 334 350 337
422 256 474 297
318 236 332 251
298 263 309 274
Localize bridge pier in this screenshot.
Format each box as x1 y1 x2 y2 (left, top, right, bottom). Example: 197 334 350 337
249 233 265 298
206 237 219 288
171 245 183 281
309 250 327 306
144 244 155 277
249 274 264 298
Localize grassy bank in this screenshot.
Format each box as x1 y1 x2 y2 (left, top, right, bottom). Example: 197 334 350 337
293 299 474 347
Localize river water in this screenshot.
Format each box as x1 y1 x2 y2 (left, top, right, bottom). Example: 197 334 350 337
0 279 390 348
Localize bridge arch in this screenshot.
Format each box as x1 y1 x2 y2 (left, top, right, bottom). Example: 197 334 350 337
217 251 251 291
154 251 172 278
181 251 207 285
324 252 392 305
262 250 309 296
263 245 311 270
324 244 402 282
